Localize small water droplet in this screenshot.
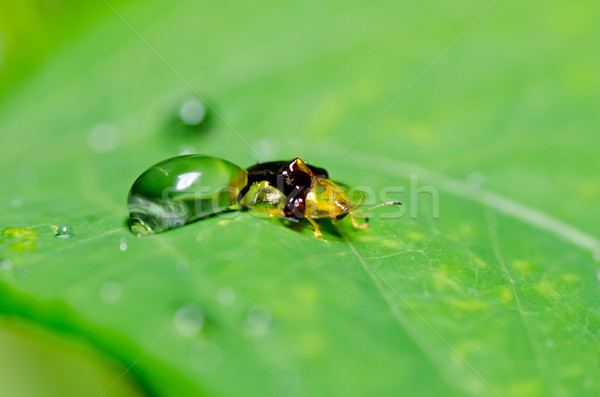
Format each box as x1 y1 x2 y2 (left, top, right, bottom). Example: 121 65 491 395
53 225 74 239
100 281 122 304
545 339 553 348
0 259 13 271
466 172 486 190
190 341 222 373
11 199 22 208
217 286 236 306
88 123 119 153
119 238 128 251
247 304 272 333
195 234 204 243
173 305 205 337
179 99 207 126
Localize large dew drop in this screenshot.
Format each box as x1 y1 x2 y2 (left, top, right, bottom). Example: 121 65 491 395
127 155 248 235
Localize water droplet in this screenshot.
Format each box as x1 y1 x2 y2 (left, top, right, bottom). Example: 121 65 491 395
53 225 74 239
127 155 247 235
0 259 13 271
268 367 301 396
195 234 204 243
173 305 205 337
88 123 119 153
190 341 222 373
16 168 38 188
545 339 554 348
100 281 122 304
247 304 272 333
11 199 22 208
179 99 207 126
466 172 486 190
119 238 128 251
217 286 236 306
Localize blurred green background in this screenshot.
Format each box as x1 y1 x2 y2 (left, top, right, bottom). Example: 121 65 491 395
1 0 599 396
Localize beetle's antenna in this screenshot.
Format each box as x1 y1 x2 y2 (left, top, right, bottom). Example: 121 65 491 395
352 201 403 213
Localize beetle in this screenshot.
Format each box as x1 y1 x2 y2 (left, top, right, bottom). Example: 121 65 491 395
127 155 401 237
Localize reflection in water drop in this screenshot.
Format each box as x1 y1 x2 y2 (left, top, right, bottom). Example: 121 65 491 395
195 234 204 243
545 339 554 348
88 123 119 153
0 259 13 271
119 238 128 252
173 305 205 337
179 99 207 126
176 172 202 190
190 341 222 373
100 281 122 304
217 286 236 306
466 172 486 190
247 304 272 333
53 225 74 239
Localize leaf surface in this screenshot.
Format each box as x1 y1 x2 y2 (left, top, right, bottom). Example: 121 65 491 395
1 0 599 396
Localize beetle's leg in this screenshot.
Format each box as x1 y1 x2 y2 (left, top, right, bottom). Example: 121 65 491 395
350 212 369 230
306 217 322 238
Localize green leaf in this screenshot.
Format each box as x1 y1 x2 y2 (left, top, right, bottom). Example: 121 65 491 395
1 0 599 396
